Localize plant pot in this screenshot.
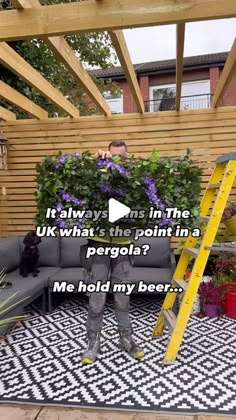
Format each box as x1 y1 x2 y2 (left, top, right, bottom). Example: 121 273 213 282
223 215 236 235
220 282 236 319
203 303 218 317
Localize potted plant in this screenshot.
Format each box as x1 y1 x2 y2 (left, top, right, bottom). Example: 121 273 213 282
181 269 212 316
221 202 236 235
198 280 222 317
212 252 236 284
211 252 236 318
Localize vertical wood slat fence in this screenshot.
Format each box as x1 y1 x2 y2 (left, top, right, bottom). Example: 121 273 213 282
0 106 236 251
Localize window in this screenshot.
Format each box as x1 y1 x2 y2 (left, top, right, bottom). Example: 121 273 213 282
149 80 211 111
103 90 123 114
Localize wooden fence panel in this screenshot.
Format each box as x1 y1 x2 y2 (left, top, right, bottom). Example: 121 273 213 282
0 106 236 250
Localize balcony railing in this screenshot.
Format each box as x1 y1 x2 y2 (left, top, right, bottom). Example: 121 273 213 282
144 93 213 112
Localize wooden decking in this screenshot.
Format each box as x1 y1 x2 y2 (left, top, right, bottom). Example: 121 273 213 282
0 404 235 420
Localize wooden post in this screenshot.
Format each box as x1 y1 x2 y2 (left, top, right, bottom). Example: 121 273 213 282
0 133 8 237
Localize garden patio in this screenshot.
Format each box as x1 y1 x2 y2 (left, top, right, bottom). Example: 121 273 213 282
0 0 236 418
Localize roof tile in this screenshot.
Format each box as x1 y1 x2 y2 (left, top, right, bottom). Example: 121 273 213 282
89 51 229 78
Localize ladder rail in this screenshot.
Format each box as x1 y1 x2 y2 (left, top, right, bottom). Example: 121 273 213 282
152 156 236 364
152 163 225 337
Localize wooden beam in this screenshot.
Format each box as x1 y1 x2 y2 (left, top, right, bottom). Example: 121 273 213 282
0 43 80 118
10 0 111 116
211 37 236 107
10 0 28 7
176 23 185 111
109 30 144 113
0 0 236 41
45 38 111 116
0 106 16 120
0 80 48 119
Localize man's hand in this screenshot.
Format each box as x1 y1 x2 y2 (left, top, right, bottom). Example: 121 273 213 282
95 149 113 159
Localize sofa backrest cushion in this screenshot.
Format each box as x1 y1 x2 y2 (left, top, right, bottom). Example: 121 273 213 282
133 237 171 268
60 237 88 267
19 236 61 267
0 236 20 273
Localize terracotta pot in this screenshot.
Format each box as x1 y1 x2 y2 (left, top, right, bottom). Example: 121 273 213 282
203 303 218 317
223 215 236 235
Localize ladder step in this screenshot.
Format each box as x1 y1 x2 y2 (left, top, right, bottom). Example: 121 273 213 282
205 244 236 253
184 247 199 258
173 278 188 291
162 310 176 331
208 183 220 189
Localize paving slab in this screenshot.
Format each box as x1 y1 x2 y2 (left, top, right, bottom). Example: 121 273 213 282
0 403 41 420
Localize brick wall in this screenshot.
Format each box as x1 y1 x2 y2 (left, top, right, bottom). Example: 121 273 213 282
120 77 150 113
139 76 149 101
210 67 236 107
210 67 222 106
121 81 137 113
83 65 236 113
123 67 236 112
149 69 209 86
221 70 236 106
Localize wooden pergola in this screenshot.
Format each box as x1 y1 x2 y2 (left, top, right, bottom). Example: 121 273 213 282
0 0 235 120
0 0 236 239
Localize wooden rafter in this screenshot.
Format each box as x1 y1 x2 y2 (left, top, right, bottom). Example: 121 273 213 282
10 0 111 116
0 0 235 41
211 37 236 108
0 43 80 118
0 106 16 120
45 38 111 116
0 80 48 119
109 31 144 113
10 0 27 7
176 24 185 111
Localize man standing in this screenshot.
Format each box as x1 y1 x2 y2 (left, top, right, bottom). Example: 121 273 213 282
81 140 145 364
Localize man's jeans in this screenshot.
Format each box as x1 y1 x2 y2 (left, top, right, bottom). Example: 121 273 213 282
81 241 133 334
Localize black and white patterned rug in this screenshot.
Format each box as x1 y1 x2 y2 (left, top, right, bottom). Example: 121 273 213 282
0 294 236 415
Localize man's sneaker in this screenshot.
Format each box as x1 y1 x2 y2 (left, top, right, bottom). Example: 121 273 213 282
119 328 144 360
81 331 101 364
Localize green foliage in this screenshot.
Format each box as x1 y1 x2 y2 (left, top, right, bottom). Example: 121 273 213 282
0 0 118 118
34 149 202 231
0 268 29 328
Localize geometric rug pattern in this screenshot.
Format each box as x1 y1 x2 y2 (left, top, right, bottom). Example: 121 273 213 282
0 294 236 415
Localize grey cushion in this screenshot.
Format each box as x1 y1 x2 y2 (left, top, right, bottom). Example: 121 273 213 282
3 266 61 288
133 237 171 268
0 236 20 273
129 267 172 284
48 267 85 288
60 237 88 268
0 278 43 307
19 236 60 267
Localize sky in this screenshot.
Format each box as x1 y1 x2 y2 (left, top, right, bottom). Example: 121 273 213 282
119 19 236 65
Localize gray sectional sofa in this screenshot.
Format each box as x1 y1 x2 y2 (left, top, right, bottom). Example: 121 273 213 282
0 235 176 336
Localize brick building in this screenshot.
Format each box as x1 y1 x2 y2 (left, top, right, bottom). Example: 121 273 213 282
88 52 236 114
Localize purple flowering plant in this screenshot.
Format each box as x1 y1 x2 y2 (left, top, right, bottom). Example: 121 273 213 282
198 280 223 305
34 148 202 230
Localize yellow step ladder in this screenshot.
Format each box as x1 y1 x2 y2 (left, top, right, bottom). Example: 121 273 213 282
153 152 236 364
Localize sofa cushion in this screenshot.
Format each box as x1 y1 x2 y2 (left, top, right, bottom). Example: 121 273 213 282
19 236 60 267
48 267 85 288
6 266 61 287
60 237 88 268
0 236 20 273
133 237 171 268
129 266 172 284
